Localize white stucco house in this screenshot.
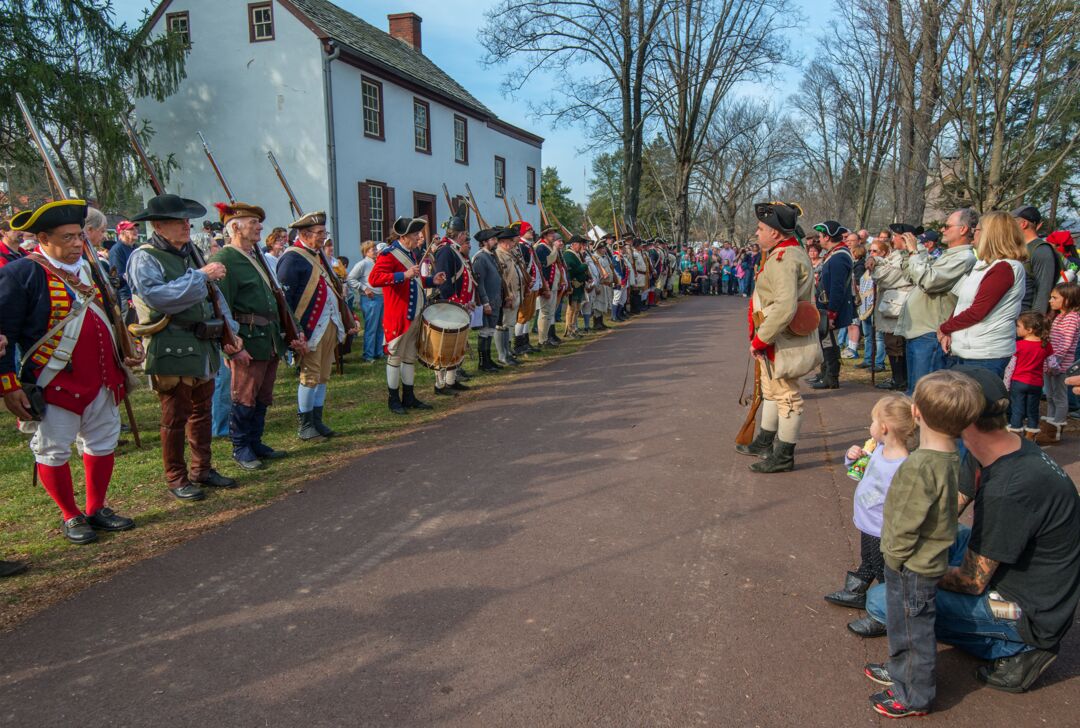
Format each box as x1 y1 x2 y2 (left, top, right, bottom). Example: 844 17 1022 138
135 0 544 261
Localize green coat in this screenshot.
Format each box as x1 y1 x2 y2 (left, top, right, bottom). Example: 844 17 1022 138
210 245 284 361
563 249 589 303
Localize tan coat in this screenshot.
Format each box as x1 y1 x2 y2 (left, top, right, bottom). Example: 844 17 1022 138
495 246 525 308
752 243 823 380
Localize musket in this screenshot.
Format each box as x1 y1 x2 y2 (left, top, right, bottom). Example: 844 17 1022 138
543 202 573 240
264 149 356 372
538 198 551 228
185 139 302 347
16 93 142 447
441 183 456 217
464 183 489 229
501 194 514 224
735 358 763 447
511 197 524 225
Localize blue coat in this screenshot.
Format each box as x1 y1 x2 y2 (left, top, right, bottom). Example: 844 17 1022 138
817 244 854 328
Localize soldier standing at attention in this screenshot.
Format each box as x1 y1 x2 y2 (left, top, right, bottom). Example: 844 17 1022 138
470 228 503 372
563 234 591 338
210 202 307 470
534 227 563 347
432 207 475 396
277 211 357 440
737 201 823 473
127 194 242 501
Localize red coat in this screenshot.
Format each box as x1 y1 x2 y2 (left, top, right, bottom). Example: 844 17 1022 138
368 241 436 349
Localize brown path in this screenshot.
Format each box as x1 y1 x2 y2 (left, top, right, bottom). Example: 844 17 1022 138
0 295 1076 726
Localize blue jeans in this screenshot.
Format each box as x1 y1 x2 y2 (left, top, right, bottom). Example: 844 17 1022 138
836 326 849 349
861 320 886 367
905 332 947 394
949 356 1010 379
1009 380 1042 430
212 357 231 438
884 564 939 711
359 294 384 360
867 525 1030 660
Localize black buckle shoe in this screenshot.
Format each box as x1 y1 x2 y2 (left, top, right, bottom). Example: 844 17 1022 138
0 560 28 578
192 469 237 488
847 615 887 637
62 515 98 544
810 379 839 390
434 386 456 397
449 381 470 391
169 483 206 501
86 507 135 532
402 385 433 410
976 647 1058 693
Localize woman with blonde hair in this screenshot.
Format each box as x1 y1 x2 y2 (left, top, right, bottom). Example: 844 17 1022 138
346 240 384 362
936 211 1028 376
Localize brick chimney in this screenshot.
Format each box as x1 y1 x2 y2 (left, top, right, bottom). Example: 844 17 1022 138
388 13 422 52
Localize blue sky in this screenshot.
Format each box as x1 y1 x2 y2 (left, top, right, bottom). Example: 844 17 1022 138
110 0 835 203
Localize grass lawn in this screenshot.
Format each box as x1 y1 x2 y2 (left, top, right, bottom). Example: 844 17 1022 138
0 306 654 630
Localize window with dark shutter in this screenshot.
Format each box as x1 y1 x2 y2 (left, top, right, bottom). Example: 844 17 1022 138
454 115 468 165
494 157 506 199
358 182 371 242
386 187 396 233
527 167 536 205
413 98 431 154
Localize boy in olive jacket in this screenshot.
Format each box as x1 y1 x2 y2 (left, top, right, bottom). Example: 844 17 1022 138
864 370 983 718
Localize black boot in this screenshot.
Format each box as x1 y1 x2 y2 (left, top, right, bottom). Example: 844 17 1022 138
891 355 908 392
388 387 406 415
749 440 796 473
479 338 499 372
549 325 562 344
297 410 323 440
812 345 840 389
824 571 872 609
595 315 608 330
402 384 432 410
312 405 338 437
735 429 776 458
230 404 261 469
251 403 286 460
526 335 541 353
485 338 504 370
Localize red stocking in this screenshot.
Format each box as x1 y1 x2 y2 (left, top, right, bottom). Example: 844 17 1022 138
37 463 81 521
83 452 114 516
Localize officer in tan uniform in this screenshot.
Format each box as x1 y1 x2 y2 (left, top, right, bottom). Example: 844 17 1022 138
736 201 822 473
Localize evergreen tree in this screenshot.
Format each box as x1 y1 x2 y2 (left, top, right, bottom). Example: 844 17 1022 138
540 166 583 234
0 0 187 212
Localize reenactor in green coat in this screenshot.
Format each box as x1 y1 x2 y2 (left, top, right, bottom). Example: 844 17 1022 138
562 234 591 339
128 194 244 501
210 202 306 470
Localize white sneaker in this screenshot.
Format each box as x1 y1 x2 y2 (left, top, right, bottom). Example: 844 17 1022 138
841 348 858 359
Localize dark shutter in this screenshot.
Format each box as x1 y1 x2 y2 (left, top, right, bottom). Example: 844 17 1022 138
386 186 396 229
358 182 370 242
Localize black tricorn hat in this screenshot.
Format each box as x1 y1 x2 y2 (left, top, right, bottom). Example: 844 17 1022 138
130 194 207 222
473 228 499 243
495 226 518 240
567 234 589 245
393 216 427 237
813 220 849 239
10 199 88 234
540 226 559 236
888 223 917 235
755 201 801 234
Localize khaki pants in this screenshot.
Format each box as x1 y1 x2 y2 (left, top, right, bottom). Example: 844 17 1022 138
761 366 803 418
299 322 339 386
386 319 421 367
536 291 558 340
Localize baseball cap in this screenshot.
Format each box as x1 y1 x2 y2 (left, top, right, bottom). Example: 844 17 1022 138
951 366 1009 418
1011 205 1041 226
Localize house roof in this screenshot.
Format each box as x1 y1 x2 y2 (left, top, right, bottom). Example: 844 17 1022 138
284 0 494 118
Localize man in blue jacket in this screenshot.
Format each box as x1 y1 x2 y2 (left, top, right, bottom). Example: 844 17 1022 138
811 220 855 390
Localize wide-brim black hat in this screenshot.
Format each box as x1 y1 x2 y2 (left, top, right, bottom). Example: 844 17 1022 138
10 199 88 234
393 216 427 237
888 223 917 235
130 194 207 222
567 234 589 245
495 226 518 240
755 201 801 234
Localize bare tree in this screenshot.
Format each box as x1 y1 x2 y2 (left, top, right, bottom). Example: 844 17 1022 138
480 0 668 223
647 0 797 244
886 0 966 224
938 0 1080 211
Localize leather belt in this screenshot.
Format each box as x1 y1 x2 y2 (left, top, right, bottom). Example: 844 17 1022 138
235 313 273 326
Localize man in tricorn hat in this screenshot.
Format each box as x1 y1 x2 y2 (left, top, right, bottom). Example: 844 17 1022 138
514 221 546 356
127 193 242 501
431 205 475 396
493 226 527 364
810 220 854 390
563 234 591 338
370 216 446 413
470 227 503 372
736 201 822 473
534 226 563 347
277 210 358 439
0 200 139 543
210 202 306 469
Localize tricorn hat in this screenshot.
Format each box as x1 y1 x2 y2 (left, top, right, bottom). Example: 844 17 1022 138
215 201 265 225
393 216 427 237
755 201 801 235
888 223 917 235
289 211 327 230
10 199 88 234
495 226 518 240
130 194 207 223
813 220 849 239
473 228 499 243
540 226 559 236
567 234 589 246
